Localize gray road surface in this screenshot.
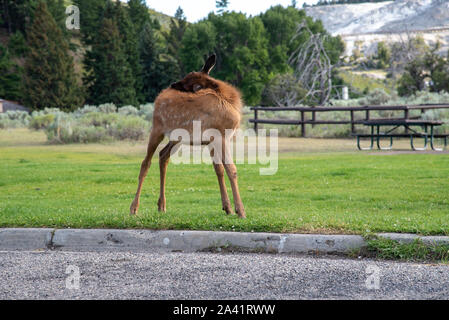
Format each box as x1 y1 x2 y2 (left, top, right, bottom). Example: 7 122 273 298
0 250 448 300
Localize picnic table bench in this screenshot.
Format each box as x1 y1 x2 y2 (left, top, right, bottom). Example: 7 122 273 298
353 119 448 151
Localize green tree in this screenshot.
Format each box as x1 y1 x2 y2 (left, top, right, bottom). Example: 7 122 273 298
260 6 303 74
7 31 28 57
260 6 343 74
376 41 391 69
1 0 67 36
163 6 188 77
127 0 151 35
180 20 216 74
22 1 83 110
73 0 109 45
84 17 137 106
397 42 443 96
46 0 66 30
0 0 38 35
432 50 449 93
140 22 178 102
108 2 144 103
0 43 22 101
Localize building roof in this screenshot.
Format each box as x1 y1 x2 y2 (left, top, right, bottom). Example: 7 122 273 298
0 99 29 113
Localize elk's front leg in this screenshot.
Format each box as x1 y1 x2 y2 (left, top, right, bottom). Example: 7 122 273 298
158 141 179 212
130 130 164 215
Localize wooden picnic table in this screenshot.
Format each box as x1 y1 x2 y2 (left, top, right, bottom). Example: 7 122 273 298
354 119 447 151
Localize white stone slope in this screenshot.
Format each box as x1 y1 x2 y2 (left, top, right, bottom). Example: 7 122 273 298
305 0 449 56
305 0 449 36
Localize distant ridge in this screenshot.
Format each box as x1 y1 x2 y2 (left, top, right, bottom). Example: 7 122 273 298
149 8 176 31
305 0 449 36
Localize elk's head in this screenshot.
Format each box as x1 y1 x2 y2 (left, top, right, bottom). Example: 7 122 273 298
170 54 219 93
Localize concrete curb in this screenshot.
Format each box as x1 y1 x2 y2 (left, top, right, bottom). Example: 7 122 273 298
0 228 448 254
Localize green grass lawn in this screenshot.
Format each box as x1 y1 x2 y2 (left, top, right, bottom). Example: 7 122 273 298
0 129 448 235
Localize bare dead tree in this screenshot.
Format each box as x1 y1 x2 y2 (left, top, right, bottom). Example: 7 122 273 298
288 22 333 106
263 73 306 107
389 27 429 76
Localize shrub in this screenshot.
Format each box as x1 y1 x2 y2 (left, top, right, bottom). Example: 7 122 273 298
29 114 55 130
139 103 154 121
80 112 119 128
45 114 113 144
71 126 110 143
74 105 99 115
98 103 117 113
39 104 150 144
0 111 30 129
109 116 148 141
0 116 15 129
360 88 392 105
118 105 139 116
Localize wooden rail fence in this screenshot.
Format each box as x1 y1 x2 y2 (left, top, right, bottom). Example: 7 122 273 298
249 104 449 137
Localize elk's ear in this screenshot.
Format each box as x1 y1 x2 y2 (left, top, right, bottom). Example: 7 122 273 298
170 81 185 91
201 54 216 74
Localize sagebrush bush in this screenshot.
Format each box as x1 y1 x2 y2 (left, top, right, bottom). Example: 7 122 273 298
118 105 139 116
138 103 154 121
109 116 148 141
0 111 31 129
74 105 99 115
359 88 393 105
29 114 55 130
98 103 117 113
39 103 151 144
73 126 111 143
80 112 119 128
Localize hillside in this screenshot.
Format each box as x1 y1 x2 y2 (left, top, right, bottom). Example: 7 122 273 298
305 0 449 35
306 0 449 56
149 8 175 31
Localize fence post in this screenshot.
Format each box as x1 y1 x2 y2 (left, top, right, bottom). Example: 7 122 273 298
312 108 316 128
365 110 370 121
350 110 355 134
254 108 258 133
404 109 409 134
301 111 306 137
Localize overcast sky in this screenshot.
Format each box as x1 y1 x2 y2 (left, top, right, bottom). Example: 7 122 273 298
146 0 319 22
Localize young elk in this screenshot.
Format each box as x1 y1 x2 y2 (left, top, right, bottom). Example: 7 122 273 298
130 55 246 218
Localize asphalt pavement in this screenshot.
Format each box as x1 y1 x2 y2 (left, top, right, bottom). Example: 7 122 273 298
0 250 448 300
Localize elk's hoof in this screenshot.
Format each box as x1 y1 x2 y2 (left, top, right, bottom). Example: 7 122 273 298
130 202 139 216
223 205 233 215
236 208 246 219
158 198 166 212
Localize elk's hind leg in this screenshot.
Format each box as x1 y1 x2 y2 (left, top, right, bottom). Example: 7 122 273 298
130 129 164 215
209 148 232 215
158 141 180 212
221 139 246 219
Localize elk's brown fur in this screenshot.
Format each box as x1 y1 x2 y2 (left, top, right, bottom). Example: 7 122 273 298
130 55 246 218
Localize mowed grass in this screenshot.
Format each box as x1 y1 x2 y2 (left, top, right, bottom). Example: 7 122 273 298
0 129 448 235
